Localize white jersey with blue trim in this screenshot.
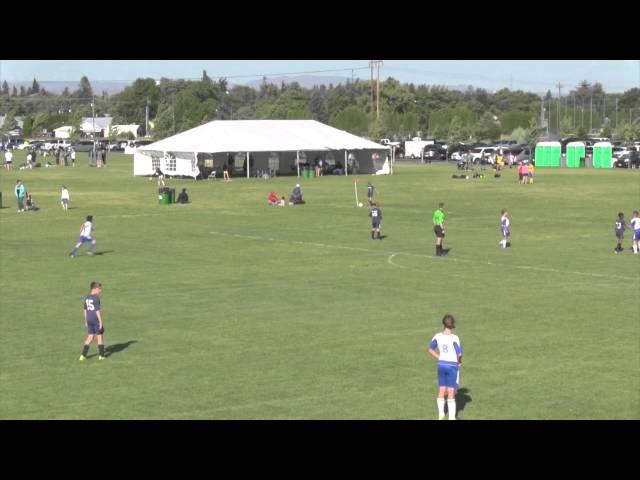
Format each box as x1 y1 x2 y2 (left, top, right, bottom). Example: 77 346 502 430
501 215 510 230
81 221 93 237
430 332 462 365
631 217 640 232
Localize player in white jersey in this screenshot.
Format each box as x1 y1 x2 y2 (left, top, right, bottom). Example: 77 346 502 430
428 314 463 420
630 211 640 254
60 186 70 210
70 215 97 257
499 208 511 248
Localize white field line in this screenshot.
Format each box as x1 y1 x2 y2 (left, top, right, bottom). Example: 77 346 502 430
210 231 637 281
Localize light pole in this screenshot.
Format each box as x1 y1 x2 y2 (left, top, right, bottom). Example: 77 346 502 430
165 87 177 135
91 96 96 161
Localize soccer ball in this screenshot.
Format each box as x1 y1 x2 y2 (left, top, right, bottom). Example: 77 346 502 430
358 202 363 208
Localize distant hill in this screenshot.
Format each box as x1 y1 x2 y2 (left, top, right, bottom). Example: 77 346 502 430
5 81 131 96
245 75 352 89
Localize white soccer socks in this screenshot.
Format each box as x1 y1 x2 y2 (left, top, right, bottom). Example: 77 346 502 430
437 398 445 418
447 399 457 420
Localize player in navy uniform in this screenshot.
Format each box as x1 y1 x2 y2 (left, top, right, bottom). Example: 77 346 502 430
369 202 382 239
79 281 106 361
367 182 375 205
614 212 626 253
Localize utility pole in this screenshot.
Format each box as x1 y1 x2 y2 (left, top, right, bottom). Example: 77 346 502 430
376 60 382 120
145 98 149 138
556 82 563 134
615 97 618 129
590 95 593 133
369 60 383 120
91 96 96 162
369 61 374 118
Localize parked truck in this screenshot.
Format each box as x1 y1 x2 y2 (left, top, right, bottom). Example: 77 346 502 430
403 137 435 159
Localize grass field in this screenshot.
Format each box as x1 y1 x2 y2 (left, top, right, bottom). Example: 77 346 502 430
1 151 638 419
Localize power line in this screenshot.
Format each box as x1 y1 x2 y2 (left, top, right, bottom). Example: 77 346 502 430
2 66 372 85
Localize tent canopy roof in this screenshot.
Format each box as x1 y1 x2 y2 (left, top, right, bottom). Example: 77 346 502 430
138 120 387 154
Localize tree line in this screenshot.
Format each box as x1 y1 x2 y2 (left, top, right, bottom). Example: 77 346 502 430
2 72 640 144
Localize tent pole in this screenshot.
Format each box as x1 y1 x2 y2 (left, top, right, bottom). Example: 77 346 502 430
345 150 348 177
246 151 250 179
391 147 394 175
296 151 300 178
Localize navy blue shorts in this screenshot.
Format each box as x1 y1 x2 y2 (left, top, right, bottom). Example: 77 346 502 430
372 220 380 228
87 321 101 335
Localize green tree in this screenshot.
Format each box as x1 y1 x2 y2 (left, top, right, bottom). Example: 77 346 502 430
500 110 533 134
1 81 8 95
75 76 93 99
22 115 34 137
559 117 574 137
329 106 368 136
476 112 500 141
525 118 541 154
447 116 471 147
31 78 40 94
509 127 528 144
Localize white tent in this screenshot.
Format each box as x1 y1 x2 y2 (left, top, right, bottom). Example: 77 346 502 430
134 120 389 179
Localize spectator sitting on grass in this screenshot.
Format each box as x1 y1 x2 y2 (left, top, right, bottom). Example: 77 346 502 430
289 184 305 205
176 188 190 204
267 191 279 206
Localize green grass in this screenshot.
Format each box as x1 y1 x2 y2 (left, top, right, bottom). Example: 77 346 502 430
1 151 639 419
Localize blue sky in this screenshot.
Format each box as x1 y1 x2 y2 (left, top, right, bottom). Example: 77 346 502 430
1 60 638 93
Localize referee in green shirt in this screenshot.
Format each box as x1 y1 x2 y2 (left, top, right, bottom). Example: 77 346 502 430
433 202 447 256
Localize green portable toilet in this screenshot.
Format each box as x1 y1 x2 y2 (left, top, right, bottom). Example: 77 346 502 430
592 142 613 168
566 141 585 168
534 141 561 167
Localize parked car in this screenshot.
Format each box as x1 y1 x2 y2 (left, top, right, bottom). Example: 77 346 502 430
423 144 447 161
70 140 94 152
469 147 495 164
613 155 629 168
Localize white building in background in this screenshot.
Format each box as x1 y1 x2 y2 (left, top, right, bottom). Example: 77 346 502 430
110 124 140 138
80 116 113 137
54 126 74 138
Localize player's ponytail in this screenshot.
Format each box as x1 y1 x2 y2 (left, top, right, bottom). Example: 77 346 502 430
442 314 455 329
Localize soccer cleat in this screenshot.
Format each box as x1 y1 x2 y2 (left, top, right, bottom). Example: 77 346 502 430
79 355 87 361
98 355 106 360
87 252 93 256
438 415 445 420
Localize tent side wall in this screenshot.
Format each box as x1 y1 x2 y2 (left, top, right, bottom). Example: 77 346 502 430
134 152 154 176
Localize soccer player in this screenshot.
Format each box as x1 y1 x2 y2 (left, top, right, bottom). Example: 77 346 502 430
60 186 70 211
614 212 626 253
499 209 511 248
428 314 463 420
367 182 375 205
70 215 97 257
433 202 447 256
79 281 106 361
631 211 640 254
369 202 382 240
